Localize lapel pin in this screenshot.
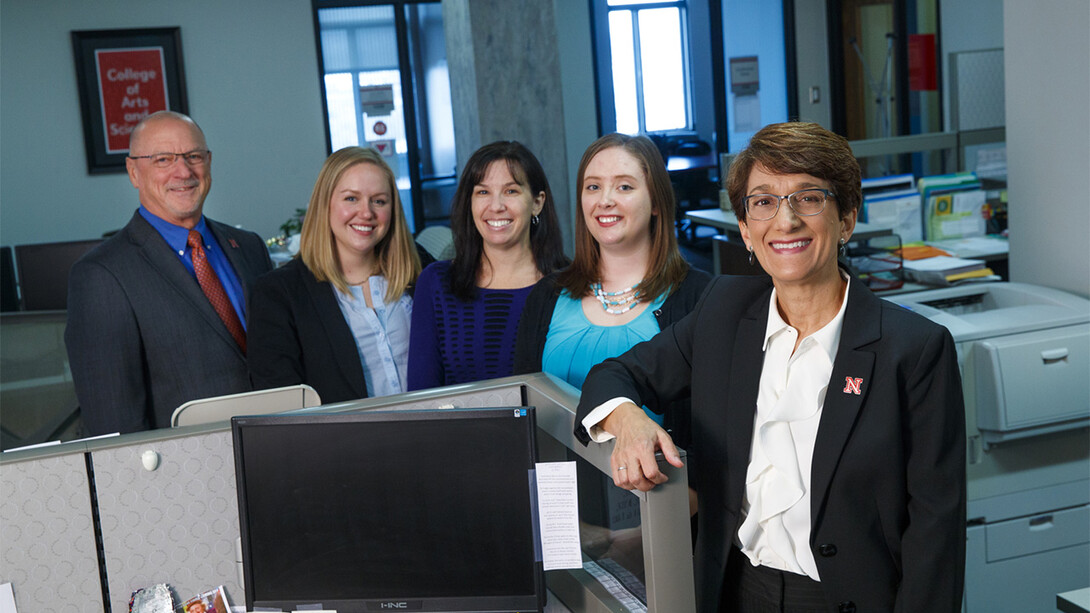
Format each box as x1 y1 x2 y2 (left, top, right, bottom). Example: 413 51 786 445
229 239 239 249
843 376 863 395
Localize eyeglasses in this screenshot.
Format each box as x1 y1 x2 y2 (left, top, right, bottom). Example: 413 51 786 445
743 188 834 221
127 150 211 168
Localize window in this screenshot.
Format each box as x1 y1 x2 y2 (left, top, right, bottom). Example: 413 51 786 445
603 0 691 134
314 2 456 231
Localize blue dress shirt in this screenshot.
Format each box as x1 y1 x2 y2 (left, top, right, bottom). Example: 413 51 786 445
139 206 248 327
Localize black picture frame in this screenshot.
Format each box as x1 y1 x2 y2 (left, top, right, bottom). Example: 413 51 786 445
71 27 188 174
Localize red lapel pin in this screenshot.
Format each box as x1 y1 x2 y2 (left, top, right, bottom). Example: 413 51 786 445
229 239 239 249
843 377 863 395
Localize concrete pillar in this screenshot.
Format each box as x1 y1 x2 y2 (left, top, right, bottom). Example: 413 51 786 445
443 0 574 252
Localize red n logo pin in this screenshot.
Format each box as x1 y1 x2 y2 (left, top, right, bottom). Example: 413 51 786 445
843 377 863 395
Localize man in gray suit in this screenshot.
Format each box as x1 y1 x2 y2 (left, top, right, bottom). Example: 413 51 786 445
66 111 273 435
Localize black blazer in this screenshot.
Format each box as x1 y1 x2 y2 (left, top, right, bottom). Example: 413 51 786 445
66 210 273 435
576 273 966 613
247 257 372 404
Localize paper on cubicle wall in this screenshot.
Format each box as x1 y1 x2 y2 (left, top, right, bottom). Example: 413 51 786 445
864 190 923 243
0 583 15 613
535 461 582 571
926 189 986 240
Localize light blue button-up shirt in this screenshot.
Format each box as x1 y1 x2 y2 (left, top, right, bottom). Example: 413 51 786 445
333 276 412 398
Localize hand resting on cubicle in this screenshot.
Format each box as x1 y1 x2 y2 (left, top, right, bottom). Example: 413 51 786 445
601 401 684 492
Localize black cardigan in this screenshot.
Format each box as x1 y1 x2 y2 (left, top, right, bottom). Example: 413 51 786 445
513 266 712 446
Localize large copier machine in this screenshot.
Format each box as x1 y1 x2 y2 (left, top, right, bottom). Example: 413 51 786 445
891 282 1089 612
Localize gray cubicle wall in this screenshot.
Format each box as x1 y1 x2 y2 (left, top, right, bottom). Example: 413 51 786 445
0 452 102 612
1 375 694 612
92 430 242 611
1 382 525 612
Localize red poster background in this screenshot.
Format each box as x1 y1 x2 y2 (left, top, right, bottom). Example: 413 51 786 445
908 34 938 91
95 47 169 153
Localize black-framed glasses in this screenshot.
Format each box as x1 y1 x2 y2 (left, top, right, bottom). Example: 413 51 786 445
743 188 834 221
127 150 211 168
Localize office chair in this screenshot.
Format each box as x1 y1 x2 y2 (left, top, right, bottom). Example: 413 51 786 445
170 384 322 427
415 225 455 262
1 246 18 312
14 239 103 311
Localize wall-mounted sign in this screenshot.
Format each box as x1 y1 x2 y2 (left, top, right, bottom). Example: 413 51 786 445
360 85 394 116
71 27 188 174
729 56 760 96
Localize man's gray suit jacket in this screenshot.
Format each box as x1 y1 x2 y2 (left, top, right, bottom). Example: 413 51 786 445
65 209 273 435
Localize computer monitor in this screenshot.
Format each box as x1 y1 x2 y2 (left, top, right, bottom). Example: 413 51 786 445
231 407 544 613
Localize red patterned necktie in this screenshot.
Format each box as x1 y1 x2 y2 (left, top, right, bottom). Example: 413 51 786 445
187 230 246 353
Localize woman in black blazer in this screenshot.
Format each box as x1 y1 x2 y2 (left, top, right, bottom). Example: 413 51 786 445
576 122 966 613
247 147 421 403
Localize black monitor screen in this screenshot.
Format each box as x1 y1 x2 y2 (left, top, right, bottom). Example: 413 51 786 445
232 407 543 613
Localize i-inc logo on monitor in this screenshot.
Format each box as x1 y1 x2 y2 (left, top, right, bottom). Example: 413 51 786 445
368 601 422 610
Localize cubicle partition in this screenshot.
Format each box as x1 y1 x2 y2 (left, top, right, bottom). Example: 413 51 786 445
0 374 696 613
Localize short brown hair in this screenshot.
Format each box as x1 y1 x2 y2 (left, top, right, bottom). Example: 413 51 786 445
298 147 420 301
726 122 861 222
557 133 688 301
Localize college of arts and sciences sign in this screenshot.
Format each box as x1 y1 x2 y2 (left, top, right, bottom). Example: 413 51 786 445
94 47 170 153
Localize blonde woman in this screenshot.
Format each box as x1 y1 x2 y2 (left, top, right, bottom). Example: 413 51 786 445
248 146 421 401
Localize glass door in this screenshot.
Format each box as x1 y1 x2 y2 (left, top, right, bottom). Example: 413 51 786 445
315 1 455 232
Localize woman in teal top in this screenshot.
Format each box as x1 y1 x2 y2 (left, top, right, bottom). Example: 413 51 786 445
515 133 710 444
541 291 667 389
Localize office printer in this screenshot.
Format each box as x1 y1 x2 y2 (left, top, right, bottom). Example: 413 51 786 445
890 282 1090 612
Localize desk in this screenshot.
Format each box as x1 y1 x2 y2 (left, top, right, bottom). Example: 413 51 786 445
1058 588 1090 613
685 208 895 241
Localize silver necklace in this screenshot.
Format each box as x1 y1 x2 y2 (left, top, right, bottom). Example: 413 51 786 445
591 282 642 315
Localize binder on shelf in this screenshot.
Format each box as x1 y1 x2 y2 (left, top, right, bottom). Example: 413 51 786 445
862 174 922 243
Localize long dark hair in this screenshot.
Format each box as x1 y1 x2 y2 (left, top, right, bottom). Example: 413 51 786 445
448 141 568 301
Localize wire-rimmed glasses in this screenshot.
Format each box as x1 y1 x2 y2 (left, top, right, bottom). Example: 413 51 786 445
743 188 834 221
127 150 211 168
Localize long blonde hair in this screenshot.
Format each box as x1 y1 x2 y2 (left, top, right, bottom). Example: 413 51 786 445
298 147 420 301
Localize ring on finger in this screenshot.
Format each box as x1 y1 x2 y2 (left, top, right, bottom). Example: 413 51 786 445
618 466 627 470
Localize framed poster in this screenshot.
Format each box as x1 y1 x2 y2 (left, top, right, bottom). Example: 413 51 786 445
71 27 188 174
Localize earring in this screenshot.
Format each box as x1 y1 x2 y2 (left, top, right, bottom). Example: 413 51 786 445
748 247 755 266
839 237 847 257
531 214 540 226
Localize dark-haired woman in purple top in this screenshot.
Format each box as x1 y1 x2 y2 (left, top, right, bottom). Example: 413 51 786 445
407 141 568 390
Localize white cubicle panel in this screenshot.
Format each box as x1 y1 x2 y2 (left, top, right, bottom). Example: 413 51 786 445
0 452 103 612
